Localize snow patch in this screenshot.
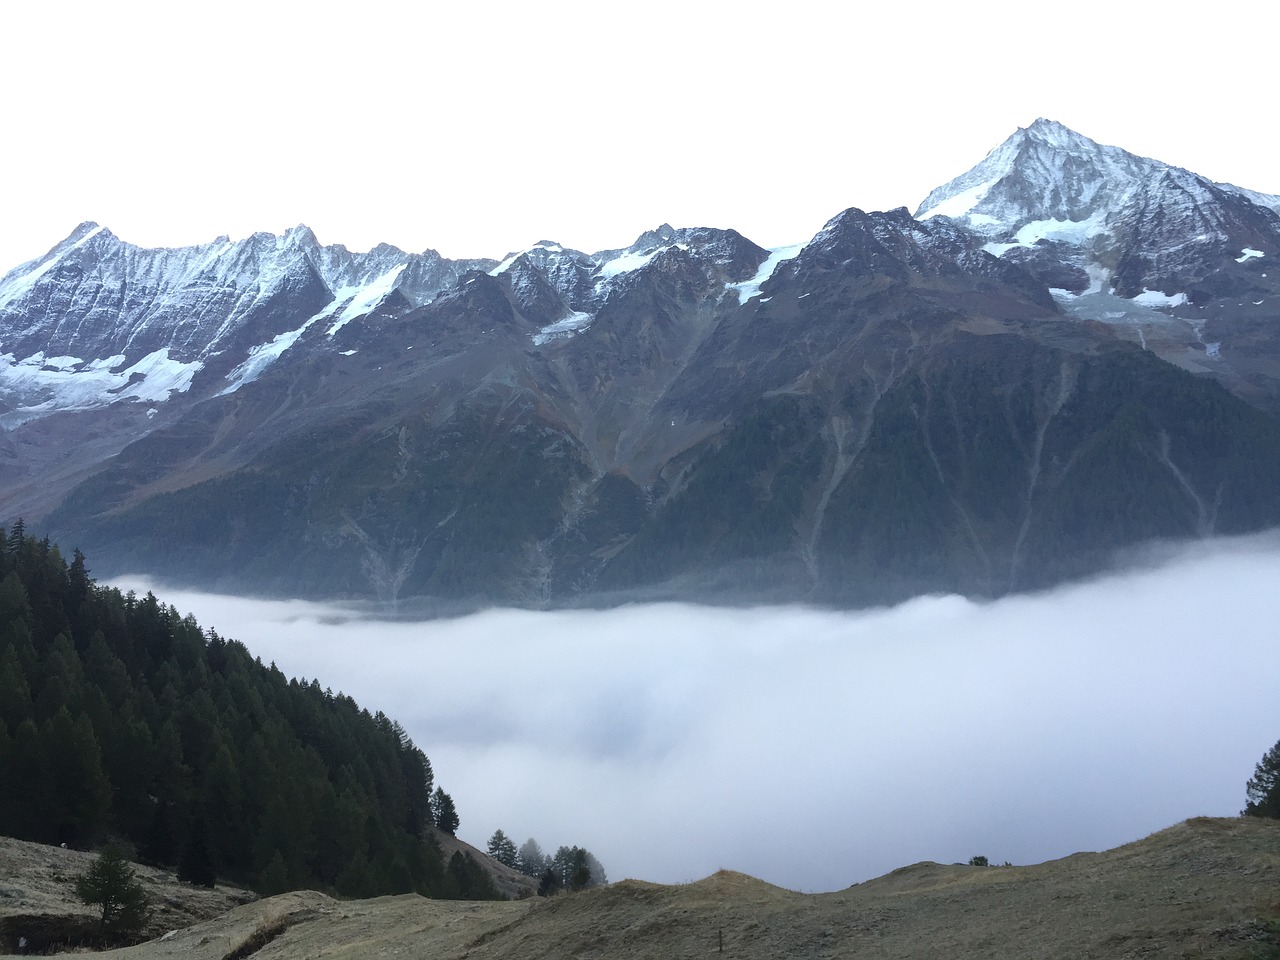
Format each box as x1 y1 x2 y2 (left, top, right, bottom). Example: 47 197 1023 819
488 252 521 276
1237 247 1265 263
221 264 406 392
0 346 202 425
532 311 594 345
596 243 688 280
223 319 319 392
1015 212 1108 247
982 212 1109 258
1083 264 1112 296
339 349 358 356
918 178 998 221
726 244 804 304
1131 288 1189 308
1205 342 1221 359
326 264 407 337
489 242 566 277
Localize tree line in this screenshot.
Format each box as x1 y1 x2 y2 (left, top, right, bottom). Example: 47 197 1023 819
0 521 498 900
486 829 606 894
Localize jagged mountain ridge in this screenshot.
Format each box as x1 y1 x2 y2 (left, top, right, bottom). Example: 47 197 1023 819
3 120 1280 608
917 118 1280 408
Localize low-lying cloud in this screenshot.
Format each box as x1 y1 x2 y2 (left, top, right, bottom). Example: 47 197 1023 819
115 533 1280 892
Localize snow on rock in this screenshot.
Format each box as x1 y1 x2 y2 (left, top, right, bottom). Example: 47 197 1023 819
982 211 1110 258
0 346 202 425
726 244 805 304
596 243 688 280
1083 264 1112 296
221 262 408 392
1131 288 1189 308
532 311 594 346
326 263 407 337
489 242 567 277
0 224 106 310
1236 247 1265 263
918 178 998 221
221 323 314 393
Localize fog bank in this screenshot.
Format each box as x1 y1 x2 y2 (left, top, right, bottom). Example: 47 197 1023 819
115 533 1280 892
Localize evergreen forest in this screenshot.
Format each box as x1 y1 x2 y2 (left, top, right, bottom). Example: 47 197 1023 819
0 522 500 900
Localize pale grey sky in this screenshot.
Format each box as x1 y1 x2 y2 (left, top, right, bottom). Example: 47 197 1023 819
2 0 1277 273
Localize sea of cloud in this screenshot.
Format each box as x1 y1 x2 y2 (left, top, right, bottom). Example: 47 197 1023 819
114 533 1280 892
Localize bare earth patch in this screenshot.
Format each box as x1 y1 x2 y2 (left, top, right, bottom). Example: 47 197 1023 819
5 818 1280 959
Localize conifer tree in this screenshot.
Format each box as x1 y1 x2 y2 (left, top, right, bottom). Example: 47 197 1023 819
75 846 150 941
1246 739 1280 818
431 787 459 835
517 837 547 877
178 812 217 887
487 829 518 867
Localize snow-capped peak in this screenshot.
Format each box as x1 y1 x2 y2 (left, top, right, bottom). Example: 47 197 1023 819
488 241 572 277
0 223 501 422
916 118 1156 235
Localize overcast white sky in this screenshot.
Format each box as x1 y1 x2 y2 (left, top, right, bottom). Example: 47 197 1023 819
2 1 1278 274
117 534 1280 892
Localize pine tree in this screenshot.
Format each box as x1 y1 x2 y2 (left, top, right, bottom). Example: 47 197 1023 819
486 829 518 868
177 812 217 887
446 851 500 899
1246 739 1280 817
75 845 150 941
552 845 604 891
257 851 289 895
42 707 111 845
431 787 459 835
537 865 559 897
517 837 546 877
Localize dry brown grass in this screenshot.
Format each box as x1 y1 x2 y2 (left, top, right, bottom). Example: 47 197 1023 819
5 818 1280 959
220 911 291 960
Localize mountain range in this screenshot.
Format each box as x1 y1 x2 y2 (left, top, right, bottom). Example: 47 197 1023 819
3 118 1279 608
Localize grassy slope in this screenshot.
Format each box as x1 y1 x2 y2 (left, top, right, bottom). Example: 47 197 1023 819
5 817 1280 959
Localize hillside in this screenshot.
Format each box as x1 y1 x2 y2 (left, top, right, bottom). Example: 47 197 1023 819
0 836 254 950
0 525 511 902
5 818 1278 959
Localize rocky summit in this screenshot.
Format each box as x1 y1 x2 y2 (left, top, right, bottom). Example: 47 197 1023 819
2 120 1279 608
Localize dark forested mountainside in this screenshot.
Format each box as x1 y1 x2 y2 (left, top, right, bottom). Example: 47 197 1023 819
0 523 500 901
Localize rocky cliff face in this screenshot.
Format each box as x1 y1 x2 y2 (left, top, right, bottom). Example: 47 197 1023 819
4 120 1280 607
